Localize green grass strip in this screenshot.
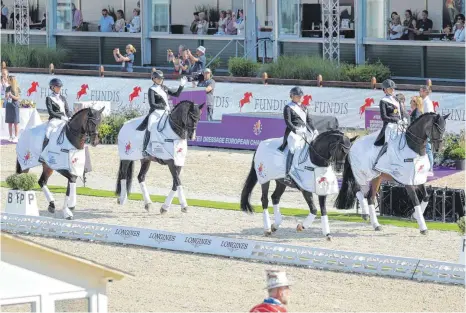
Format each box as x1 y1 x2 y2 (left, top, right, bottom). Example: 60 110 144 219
0 181 459 232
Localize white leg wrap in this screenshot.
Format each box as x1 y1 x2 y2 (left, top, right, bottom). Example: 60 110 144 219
414 205 428 231
119 179 127 205
321 215 330 235
62 197 73 219
177 186 188 208
273 204 282 226
356 191 368 215
263 210 271 231
303 213 317 228
420 201 428 214
42 186 54 203
140 182 152 204
67 183 77 208
368 204 380 228
162 189 177 210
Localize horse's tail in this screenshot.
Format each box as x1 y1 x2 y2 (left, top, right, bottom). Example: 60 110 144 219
115 160 134 196
16 159 22 174
335 154 359 210
240 156 258 214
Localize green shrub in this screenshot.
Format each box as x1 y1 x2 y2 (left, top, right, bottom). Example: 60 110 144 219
206 54 221 74
449 147 465 160
1 45 69 68
342 61 391 82
98 107 143 143
6 173 37 191
228 57 260 77
458 216 465 235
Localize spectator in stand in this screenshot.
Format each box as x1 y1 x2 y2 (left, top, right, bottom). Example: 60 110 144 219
114 10 126 32
71 3 83 31
410 96 423 125
127 8 141 33
113 44 136 73
446 0 459 27
4 75 21 143
389 15 403 40
99 9 114 32
1 1 8 29
173 45 191 75
40 13 46 30
197 68 215 121
416 10 433 40
402 10 417 40
196 12 208 35
190 12 200 34
420 85 434 175
453 14 465 42
250 269 291 313
236 9 245 35
389 11 398 28
223 10 237 35
217 10 226 34
187 46 206 75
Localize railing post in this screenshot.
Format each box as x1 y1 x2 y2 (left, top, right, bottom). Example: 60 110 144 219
99 66 105 77
317 74 323 87
371 77 377 89
49 63 55 74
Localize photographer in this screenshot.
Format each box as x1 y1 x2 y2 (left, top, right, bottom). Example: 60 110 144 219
197 68 215 121
187 46 206 82
168 45 191 75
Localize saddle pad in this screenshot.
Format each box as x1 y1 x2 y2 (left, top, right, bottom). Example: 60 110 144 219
349 131 383 187
16 122 47 171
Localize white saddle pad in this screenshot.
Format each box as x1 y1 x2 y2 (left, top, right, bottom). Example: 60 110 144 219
16 123 47 171
254 138 338 195
349 131 383 187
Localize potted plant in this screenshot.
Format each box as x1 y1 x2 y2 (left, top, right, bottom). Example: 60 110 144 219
5 173 39 216
458 216 465 264
450 147 465 170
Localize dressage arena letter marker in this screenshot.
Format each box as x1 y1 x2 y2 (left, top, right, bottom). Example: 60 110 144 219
1 212 464 285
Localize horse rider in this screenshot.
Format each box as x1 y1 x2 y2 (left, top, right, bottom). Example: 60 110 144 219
373 79 407 162
278 86 318 181
41 78 72 152
250 269 291 312
137 70 187 157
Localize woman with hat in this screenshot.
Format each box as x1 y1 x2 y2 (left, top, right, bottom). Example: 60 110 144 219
278 86 318 181
138 70 187 156
250 269 291 312
42 78 72 151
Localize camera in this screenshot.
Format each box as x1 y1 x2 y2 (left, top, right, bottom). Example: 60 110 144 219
189 71 204 83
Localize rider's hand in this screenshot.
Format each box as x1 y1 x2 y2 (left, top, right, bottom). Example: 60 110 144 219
296 127 306 135
180 76 188 87
61 116 69 122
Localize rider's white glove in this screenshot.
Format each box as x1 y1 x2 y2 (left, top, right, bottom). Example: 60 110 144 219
61 116 69 122
180 76 188 87
296 127 306 135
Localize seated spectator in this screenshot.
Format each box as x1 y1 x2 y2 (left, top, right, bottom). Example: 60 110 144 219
196 12 208 35
236 9 245 35
389 11 398 28
190 12 199 34
453 14 465 42
71 3 83 31
99 9 114 32
389 15 403 40
40 13 46 30
416 10 433 40
223 10 237 35
114 10 125 32
402 10 417 40
217 10 226 34
127 8 141 33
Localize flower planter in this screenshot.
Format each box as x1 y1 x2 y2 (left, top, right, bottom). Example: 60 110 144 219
5 190 39 216
455 160 465 171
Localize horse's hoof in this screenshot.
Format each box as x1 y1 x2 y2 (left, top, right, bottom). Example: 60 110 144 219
144 203 151 212
117 198 120 204
420 229 428 235
264 230 272 237
160 207 168 214
48 202 55 213
296 224 304 232
325 234 332 241
361 214 369 221
271 224 279 232
374 225 382 231
68 207 75 211
65 216 73 220
181 206 188 213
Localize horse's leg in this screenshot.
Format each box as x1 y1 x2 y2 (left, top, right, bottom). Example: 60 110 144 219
318 195 332 240
356 188 369 221
406 185 428 235
38 164 55 213
160 165 181 214
367 176 382 231
138 159 152 211
271 180 286 232
261 182 272 236
297 190 318 232
166 161 188 213
62 175 77 220
419 184 430 215
116 160 133 205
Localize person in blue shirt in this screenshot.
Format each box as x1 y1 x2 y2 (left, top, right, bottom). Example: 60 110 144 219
113 45 136 72
99 9 114 32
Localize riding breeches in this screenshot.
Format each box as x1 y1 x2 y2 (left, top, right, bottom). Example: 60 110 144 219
45 118 66 138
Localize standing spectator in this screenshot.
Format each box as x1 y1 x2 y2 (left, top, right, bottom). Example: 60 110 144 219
410 96 423 124
1 68 10 108
187 46 206 75
1 1 8 29
446 0 459 27
250 269 291 312
170 45 191 75
196 12 208 35
217 10 226 34
236 9 245 35
71 3 83 31
114 10 126 32
420 85 434 175
402 10 417 40
453 14 465 42
127 8 141 33
224 10 237 35
416 10 433 40
190 12 200 34
113 45 136 73
389 15 403 40
197 68 215 121
98 9 114 32
4 75 20 143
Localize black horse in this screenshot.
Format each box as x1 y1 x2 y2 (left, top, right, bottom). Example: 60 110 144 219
335 113 450 235
240 130 356 239
16 107 105 219
115 100 204 213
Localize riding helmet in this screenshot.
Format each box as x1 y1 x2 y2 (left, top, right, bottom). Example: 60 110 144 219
290 86 304 97
381 79 396 89
49 78 63 89
151 70 164 80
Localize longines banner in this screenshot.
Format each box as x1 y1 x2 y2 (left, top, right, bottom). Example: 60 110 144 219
15 73 465 133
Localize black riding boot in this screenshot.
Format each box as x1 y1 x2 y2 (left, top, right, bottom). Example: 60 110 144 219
284 152 294 182
39 137 49 163
278 137 287 152
142 130 150 157
373 142 388 170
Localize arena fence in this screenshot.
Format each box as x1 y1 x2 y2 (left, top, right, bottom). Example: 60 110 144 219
1 212 464 286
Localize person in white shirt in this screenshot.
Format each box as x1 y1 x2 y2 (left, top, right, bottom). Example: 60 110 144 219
420 85 434 175
127 8 141 33
389 15 403 40
453 15 465 42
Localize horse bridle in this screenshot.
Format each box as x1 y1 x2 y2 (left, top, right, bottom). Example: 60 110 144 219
405 118 444 147
168 110 199 136
307 133 350 167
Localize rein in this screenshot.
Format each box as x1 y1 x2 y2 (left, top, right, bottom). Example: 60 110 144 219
58 109 99 148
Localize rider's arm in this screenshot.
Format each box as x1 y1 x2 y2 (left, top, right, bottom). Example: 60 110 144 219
46 97 64 119
305 110 316 131
148 88 166 110
379 100 400 123
62 96 73 118
166 85 184 98
283 106 300 133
